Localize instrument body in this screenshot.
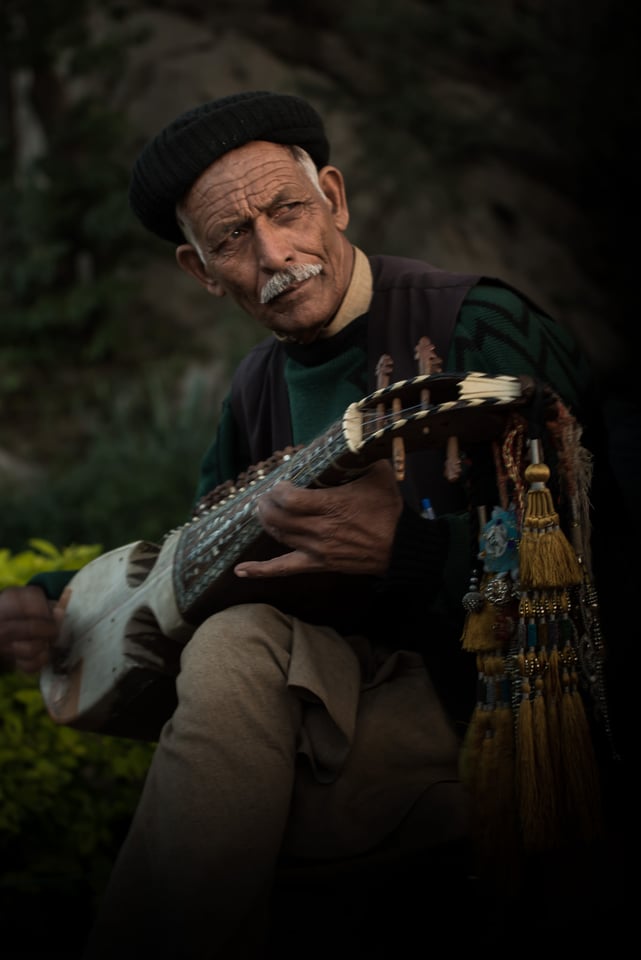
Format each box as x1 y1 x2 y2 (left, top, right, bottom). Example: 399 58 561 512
40 371 535 739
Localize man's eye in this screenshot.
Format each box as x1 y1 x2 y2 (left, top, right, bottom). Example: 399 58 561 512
275 202 301 217
216 227 244 251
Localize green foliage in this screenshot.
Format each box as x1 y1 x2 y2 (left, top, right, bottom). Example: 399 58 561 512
0 538 154 943
0 671 153 893
0 539 102 588
0 0 159 455
0 14 142 348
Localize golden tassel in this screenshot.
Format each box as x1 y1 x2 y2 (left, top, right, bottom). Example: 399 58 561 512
516 673 540 849
458 656 489 786
541 596 564 789
474 709 498 831
531 670 559 847
558 623 603 844
461 572 502 651
519 439 582 590
460 654 519 890
515 601 558 852
515 602 537 847
545 402 613 834
488 670 519 887
459 398 609 899
531 592 560 845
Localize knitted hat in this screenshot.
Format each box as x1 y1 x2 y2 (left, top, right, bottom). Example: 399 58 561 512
128 90 330 244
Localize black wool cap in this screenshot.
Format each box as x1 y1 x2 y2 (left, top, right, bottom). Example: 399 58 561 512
128 90 330 245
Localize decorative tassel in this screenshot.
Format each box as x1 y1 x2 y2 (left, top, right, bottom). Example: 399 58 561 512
541 597 564 788
514 602 558 851
516 673 540 847
484 670 519 886
531 666 558 847
519 438 583 590
558 618 603 843
458 656 489 786
519 406 606 846
462 505 519 652
458 396 608 893
459 655 519 889
461 571 502 651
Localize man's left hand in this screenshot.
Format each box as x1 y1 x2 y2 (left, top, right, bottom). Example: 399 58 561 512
234 460 403 579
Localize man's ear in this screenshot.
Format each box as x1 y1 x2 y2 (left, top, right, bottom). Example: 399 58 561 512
318 166 350 231
176 245 225 297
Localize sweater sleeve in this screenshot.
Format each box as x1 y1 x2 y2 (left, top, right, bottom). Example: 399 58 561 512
193 394 253 505
27 570 76 601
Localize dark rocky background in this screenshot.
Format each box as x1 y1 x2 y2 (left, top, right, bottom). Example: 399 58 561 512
1 0 638 549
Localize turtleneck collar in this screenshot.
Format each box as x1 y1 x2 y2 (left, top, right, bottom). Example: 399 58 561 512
320 246 372 338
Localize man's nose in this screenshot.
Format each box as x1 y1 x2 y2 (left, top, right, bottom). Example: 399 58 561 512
253 219 293 268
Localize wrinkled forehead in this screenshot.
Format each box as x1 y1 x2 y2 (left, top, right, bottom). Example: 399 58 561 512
180 141 309 221
193 140 300 188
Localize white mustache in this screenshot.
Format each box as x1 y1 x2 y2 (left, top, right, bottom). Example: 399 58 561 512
260 263 323 304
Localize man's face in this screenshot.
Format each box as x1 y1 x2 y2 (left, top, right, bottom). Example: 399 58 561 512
177 141 353 344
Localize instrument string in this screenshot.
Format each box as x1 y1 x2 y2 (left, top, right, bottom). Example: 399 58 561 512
195 395 509 547
183 389 518 582
185 406 400 568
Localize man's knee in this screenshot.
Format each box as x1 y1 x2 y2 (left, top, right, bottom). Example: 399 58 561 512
180 603 295 676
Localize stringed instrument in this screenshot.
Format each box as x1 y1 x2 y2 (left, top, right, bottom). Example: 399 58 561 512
39 370 543 740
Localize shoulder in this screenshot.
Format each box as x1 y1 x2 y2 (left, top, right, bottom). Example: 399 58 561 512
461 280 553 320
451 280 591 413
457 280 579 351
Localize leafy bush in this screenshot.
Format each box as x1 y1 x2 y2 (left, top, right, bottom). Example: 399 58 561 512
0 539 102 587
0 540 155 951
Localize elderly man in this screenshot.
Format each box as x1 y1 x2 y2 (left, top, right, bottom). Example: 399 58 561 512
1 91 609 957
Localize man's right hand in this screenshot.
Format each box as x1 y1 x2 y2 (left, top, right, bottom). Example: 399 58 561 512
0 585 59 673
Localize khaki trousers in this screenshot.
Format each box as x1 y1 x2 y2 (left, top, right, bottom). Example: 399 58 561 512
82 603 469 959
